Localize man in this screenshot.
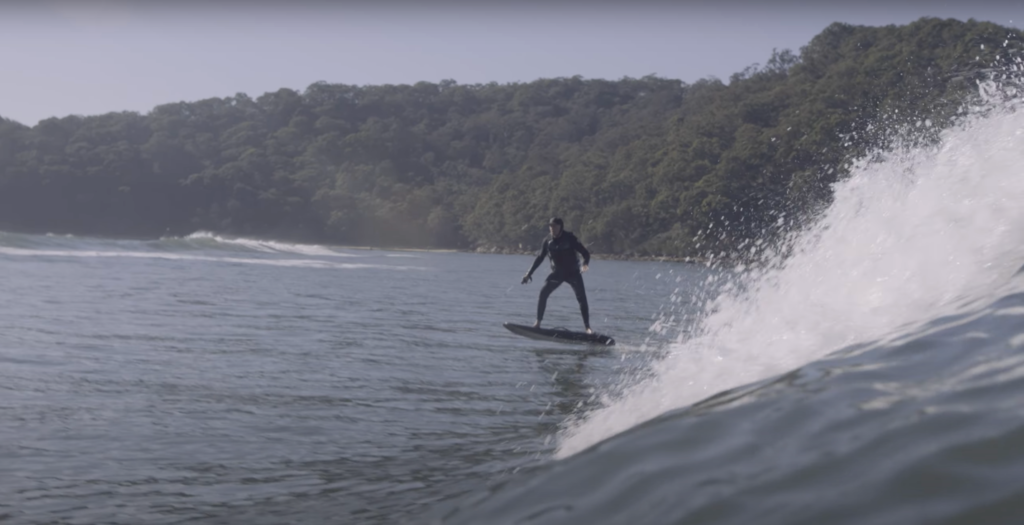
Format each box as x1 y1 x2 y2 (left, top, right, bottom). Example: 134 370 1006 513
521 217 593 333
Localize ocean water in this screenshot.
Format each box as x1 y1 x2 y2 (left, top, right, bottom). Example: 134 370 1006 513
0 231 692 524
8 82 1024 525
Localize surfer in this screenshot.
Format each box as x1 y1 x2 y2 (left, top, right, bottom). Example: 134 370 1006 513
521 217 593 333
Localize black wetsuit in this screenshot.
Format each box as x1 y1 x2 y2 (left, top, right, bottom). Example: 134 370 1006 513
525 231 591 328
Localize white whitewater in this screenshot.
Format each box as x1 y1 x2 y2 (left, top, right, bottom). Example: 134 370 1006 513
557 78 1024 458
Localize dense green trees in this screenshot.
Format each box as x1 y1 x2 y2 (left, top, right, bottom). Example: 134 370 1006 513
0 18 1020 257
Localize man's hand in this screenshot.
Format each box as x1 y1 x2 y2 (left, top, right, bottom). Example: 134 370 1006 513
581 264 589 273
521 274 532 285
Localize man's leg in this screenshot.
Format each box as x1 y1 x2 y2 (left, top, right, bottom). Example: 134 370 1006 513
536 275 562 327
565 273 590 331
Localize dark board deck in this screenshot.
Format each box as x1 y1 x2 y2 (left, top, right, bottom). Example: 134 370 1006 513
503 322 615 346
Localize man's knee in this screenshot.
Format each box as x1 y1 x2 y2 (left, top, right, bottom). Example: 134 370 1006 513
569 281 586 300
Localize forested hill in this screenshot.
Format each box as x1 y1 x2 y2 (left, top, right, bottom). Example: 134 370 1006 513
1 18 1021 257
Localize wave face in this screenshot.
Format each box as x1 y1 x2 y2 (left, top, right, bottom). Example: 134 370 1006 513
432 79 1024 523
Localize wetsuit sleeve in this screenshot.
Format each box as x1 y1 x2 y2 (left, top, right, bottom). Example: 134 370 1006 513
527 239 549 277
573 235 590 265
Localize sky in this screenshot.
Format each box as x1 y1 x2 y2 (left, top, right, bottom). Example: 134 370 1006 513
1 0 1023 126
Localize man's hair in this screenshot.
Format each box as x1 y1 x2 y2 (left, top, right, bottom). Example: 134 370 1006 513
548 217 564 227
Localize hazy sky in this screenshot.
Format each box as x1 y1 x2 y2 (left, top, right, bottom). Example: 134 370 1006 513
2 0 1022 126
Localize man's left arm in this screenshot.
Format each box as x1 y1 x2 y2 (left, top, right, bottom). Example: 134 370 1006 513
573 235 591 272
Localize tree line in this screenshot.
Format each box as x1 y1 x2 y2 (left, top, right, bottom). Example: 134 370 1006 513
0 17 1020 258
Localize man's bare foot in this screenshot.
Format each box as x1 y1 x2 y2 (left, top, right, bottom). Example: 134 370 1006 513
585 327 593 334
533 320 541 328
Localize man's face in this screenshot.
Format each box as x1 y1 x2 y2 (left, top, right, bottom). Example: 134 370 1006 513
549 224 562 236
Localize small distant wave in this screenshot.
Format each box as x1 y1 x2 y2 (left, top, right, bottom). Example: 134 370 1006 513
0 246 424 271
0 231 84 250
174 231 359 257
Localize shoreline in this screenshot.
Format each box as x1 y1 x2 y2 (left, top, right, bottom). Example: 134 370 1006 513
466 245 708 264
320 244 706 264
5 227 709 264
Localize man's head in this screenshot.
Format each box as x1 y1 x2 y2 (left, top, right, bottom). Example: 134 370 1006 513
548 217 564 237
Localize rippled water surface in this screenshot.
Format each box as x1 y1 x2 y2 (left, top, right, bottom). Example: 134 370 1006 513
0 233 690 524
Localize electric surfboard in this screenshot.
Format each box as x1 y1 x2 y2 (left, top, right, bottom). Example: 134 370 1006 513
503 322 615 346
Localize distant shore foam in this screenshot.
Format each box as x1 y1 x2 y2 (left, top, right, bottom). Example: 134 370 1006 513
0 246 427 271
179 231 358 257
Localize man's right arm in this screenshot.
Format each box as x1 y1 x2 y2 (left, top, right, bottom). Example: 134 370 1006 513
522 240 548 283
